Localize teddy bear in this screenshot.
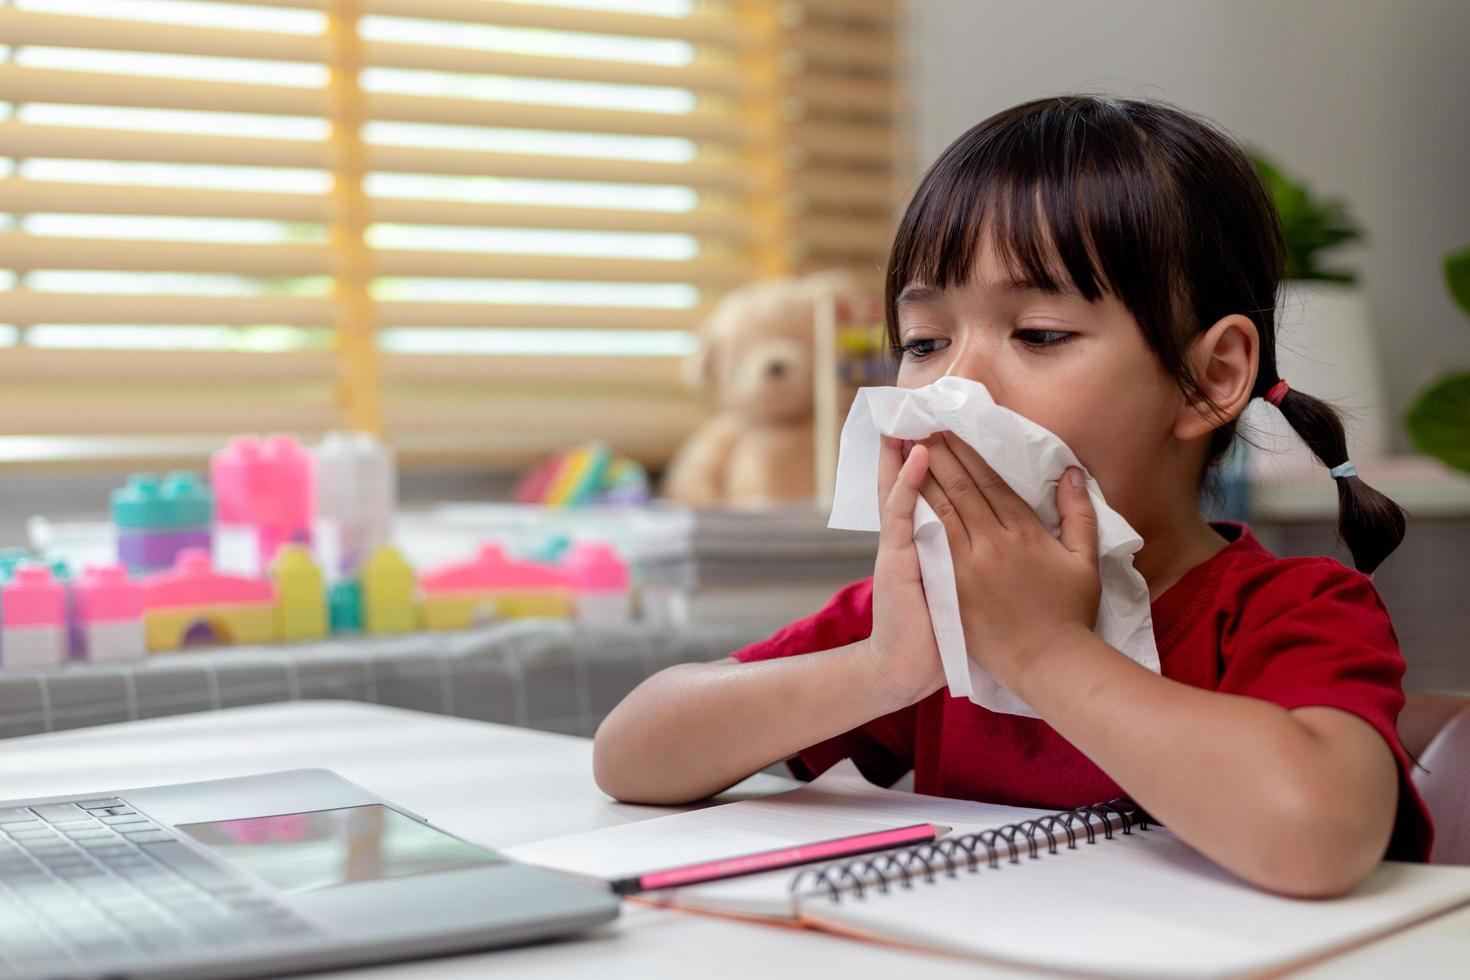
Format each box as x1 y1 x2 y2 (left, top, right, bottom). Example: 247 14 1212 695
661 269 871 509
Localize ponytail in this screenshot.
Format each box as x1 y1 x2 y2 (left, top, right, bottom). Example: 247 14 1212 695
1264 379 1407 574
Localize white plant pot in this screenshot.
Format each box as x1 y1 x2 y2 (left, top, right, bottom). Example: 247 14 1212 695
1241 281 1390 475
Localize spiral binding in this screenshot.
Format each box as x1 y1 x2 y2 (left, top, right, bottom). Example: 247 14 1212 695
787 798 1149 903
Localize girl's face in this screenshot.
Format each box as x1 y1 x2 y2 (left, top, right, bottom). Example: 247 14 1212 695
893 234 1189 525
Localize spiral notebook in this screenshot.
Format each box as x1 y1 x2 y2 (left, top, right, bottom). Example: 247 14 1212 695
505 761 1470 978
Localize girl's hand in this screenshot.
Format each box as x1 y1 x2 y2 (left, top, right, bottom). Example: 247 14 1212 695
865 436 946 709
917 431 1102 691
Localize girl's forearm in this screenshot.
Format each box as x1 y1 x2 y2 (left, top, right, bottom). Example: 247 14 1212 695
593 640 910 805
1007 629 1395 897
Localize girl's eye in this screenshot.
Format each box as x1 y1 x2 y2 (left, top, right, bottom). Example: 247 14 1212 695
898 337 950 361
1014 328 1074 348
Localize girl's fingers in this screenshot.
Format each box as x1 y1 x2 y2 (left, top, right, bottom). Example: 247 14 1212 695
879 441 926 552
923 431 998 538
940 431 1035 530
878 435 901 504
1057 466 1100 564
918 471 970 554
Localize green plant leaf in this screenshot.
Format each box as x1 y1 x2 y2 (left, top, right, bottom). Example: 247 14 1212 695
1405 373 1470 473
1249 150 1363 284
1446 246 1470 319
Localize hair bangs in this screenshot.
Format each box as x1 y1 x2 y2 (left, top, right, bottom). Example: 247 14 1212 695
884 98 1180 355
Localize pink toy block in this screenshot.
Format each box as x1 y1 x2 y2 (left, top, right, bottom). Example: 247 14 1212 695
211 434 316 567
142 549 274 608
559 542 633 625
74 564 145 623
559 542 630 592
419 545 570 594
2 565 66 628
74 564 148 665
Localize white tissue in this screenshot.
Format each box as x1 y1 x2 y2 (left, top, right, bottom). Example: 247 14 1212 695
828 376 1159 717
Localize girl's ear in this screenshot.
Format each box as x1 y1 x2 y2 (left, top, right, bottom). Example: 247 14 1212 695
1174 314 1259 441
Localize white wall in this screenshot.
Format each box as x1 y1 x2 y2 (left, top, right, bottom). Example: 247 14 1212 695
907 0 1470 452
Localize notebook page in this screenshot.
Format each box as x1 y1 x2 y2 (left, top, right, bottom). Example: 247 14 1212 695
506 760 1055 919
504 760 1050 882
798 825 1470 978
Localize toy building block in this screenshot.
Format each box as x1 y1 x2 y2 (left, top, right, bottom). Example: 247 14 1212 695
211 434 315 571
271 544 327 642
418 544 573 630
73 564 146 664
545 443 612 508
141 549 276 653
560 542 633 625
1 564 67 669
0 549 70 583
515 443 649 507
328 579 363 633
111 471 213 574
600 456 651 505
361 545 418 635
314 431 396 575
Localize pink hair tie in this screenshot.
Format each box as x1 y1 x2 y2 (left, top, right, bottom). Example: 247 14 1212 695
1265 378 1290 407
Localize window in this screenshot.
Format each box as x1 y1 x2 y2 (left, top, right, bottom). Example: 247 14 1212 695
0 0 907 469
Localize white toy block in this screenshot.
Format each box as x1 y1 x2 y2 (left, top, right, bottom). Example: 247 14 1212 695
2 626 66 669
314 432 397 573
84 619 147 664
576 591 633 626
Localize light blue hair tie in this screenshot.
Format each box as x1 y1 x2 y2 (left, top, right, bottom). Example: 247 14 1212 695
1329 460 1357 480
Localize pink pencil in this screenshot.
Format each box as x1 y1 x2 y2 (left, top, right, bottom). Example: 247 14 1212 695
609 823 950 895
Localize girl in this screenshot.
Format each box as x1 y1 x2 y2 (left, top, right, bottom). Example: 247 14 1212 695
593 96 1432 897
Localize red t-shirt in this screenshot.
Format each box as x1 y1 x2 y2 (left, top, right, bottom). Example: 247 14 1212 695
731 522 1433 862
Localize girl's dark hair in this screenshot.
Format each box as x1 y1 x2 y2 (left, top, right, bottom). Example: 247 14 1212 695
883 95 1405 574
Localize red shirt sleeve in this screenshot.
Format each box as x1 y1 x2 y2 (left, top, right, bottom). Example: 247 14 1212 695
730 577 916 787
1217 557 1434 861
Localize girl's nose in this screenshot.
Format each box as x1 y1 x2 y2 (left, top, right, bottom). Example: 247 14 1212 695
939 336 994 388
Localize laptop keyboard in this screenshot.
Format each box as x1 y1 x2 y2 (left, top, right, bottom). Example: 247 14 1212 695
0 797 319 973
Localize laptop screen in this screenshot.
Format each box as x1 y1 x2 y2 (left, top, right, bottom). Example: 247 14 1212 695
179 804 505 893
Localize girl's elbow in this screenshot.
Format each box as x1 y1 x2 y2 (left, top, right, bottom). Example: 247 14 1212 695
591 716 684 805
1242 795 1388 898
591 715 636 801
1249 846 1378 899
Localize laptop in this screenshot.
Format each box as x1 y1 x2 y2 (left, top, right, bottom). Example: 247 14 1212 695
0 769 621 979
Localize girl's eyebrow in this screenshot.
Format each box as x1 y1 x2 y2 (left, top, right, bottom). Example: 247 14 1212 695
895 284 943 308
896 277 1076 308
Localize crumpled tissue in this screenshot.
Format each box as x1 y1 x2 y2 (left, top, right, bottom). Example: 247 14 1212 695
828 376 1159 717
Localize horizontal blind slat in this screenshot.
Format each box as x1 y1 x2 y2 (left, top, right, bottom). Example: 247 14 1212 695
0 179 753 236
0 64 329 118
0 290 332 327
0 290 711 332
0 122 753 189
791 168 905 211
788 118 895 166
0 8 326 64
377 301 709 330
0 233 753 284
361 42 748 95
0 387 337 435
0 179 329 223
786 0 899 25
0 347 688 387
0 9 752 95
364 0 753 46
365 89 750 142
1 65 751 143
0 121 327 169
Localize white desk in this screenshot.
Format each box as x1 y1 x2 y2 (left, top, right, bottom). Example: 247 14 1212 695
4 701 1465 979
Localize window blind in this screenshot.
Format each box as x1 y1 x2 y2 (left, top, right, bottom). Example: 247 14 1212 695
0 0 907 470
